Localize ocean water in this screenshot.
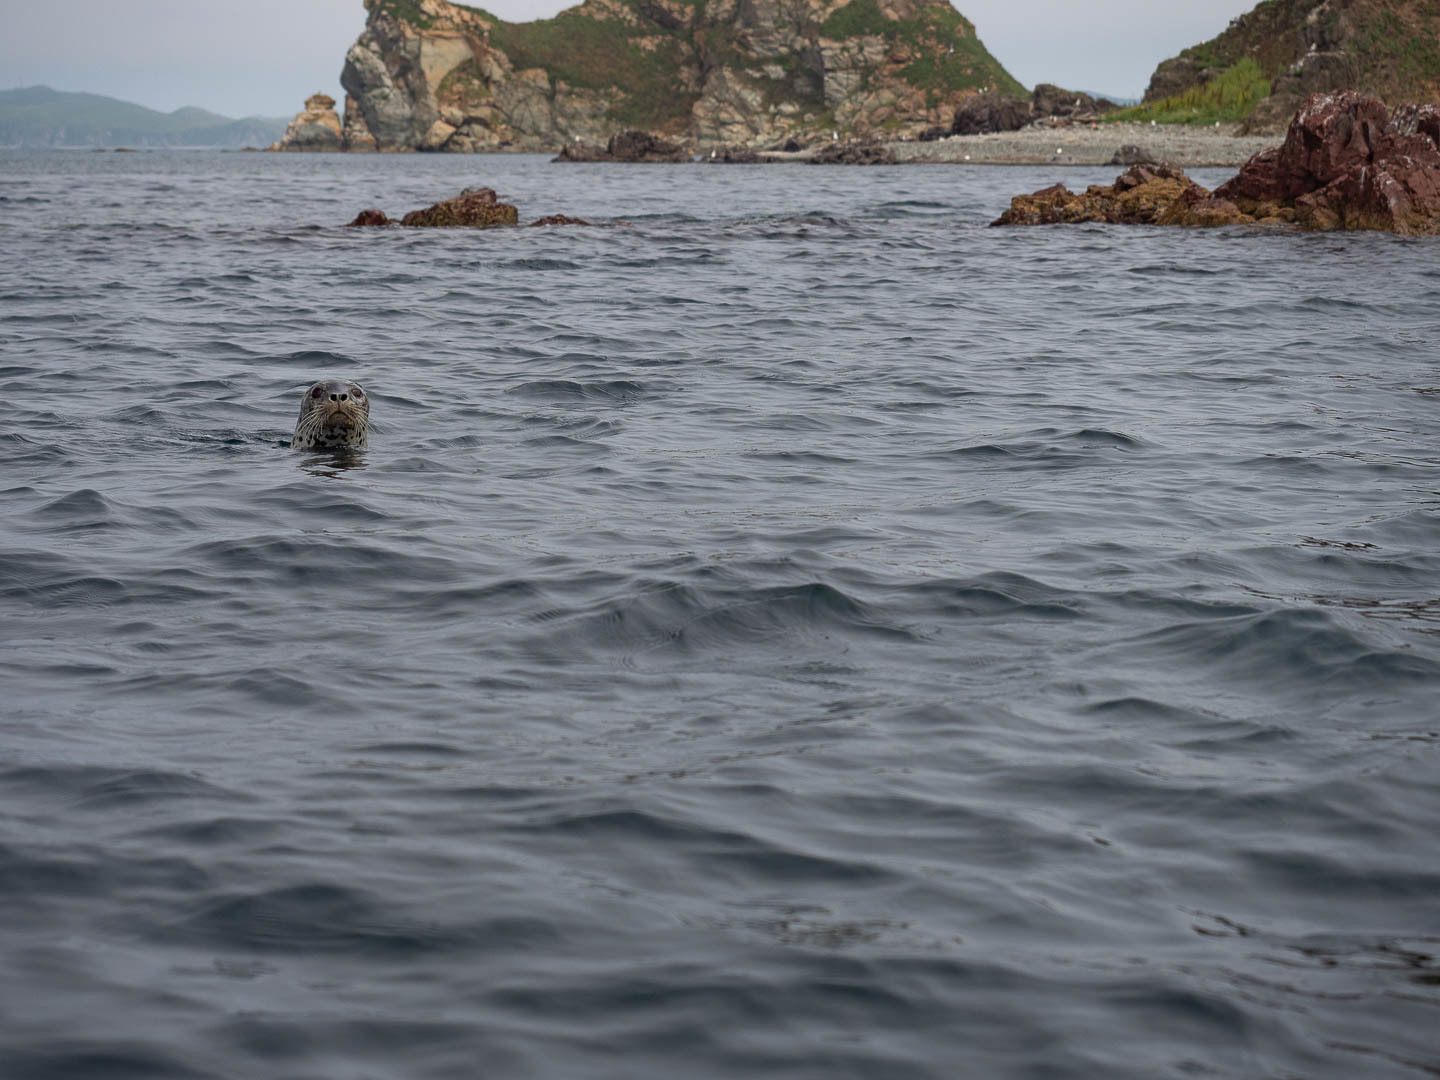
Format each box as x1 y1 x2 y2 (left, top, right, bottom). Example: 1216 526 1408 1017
1 148 1438 1079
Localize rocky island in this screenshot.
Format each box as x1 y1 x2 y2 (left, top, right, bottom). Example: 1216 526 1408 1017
271 0 1026 152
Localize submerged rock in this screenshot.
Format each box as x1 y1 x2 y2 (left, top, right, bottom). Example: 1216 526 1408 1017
270 93 343 152
530 215 592 226
348 208 391 227
399 187 520 227
994 92 1440 235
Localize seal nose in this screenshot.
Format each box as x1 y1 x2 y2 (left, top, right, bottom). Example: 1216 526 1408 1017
329 392 349 402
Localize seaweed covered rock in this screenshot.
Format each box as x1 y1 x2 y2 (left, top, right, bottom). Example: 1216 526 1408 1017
1214 91 1440 234
399 188 520 228
530 215 593 226
348 208 391 226
992 163 1247 227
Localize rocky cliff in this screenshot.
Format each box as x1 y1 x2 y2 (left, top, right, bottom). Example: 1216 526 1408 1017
1142 0 1440 131
279 0 1024 152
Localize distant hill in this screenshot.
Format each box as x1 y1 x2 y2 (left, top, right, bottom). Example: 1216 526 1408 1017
1133 0 1440 130
0 87 289 148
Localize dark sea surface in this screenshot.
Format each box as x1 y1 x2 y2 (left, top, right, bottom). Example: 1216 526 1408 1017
1 148 1438 1079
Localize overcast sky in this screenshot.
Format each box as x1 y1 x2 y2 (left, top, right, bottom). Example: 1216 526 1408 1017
1 0 1259 118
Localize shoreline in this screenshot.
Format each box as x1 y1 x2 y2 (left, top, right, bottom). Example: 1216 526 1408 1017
762 123 1278 168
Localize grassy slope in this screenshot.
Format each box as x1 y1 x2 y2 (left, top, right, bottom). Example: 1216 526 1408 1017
380 0 1024 130
1119 0 1440 125
1108 59 1273 125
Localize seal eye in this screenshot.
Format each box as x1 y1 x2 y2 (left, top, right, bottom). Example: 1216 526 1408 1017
352 388 364 398
311 386 324 399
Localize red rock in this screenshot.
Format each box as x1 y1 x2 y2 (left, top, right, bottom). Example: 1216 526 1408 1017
1215 91 1440 234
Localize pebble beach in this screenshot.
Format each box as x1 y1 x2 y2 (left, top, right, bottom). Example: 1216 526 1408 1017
766 122 1281 167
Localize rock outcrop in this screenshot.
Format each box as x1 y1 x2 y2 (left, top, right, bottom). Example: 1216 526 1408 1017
993 92 1440 235
348 187 520 227
294 0 1026 153
270 93 344 152
1214 91 1440 233
952 91 1032 135
808 138 899 164
1030 84 1116 122
991 163 1248 228
553 130 691 163
399 187 520 227
1139 0 1440 132
949 83 1115 136
1111 144 1159 165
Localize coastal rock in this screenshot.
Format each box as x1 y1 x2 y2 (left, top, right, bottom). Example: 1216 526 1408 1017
349 208 392 226
552 142 610 162
1111 144 1158 165
1031 84 1115 121
341 94 378 152
808 139 899 165
398 187 520 227
952 92 1032 135
993 93 1440 234
551 130 691 163
530 214 593 226
1215 91 1440 234
706 146 772 163
607 130 691 163
991 163 1247 227
333 0 1026 152
270 93 343 152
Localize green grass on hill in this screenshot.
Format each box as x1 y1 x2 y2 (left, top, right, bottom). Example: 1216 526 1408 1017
1105 59 1272 125
819 0 1027 97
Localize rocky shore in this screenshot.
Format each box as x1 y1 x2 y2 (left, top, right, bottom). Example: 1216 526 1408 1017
884 122 1277 167
992 92 1440 235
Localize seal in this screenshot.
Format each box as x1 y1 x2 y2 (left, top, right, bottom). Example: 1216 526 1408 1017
292 380 369 450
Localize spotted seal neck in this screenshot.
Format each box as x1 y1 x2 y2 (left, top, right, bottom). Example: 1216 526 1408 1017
293 380 370 450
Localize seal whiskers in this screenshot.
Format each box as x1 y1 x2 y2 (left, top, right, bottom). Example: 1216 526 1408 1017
292 380 370 450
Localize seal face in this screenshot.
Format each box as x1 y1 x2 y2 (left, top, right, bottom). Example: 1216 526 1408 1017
293 380 369 450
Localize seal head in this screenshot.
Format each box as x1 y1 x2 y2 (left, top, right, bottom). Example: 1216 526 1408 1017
293 380 369 450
